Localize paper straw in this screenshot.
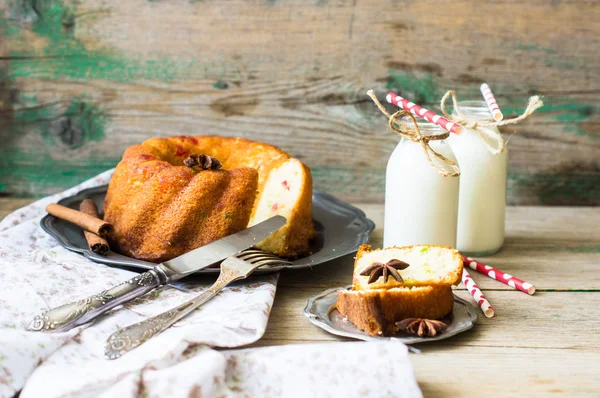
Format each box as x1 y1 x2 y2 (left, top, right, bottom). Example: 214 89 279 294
462 269 495 318
462 255 536 295
480 83 503 121
386 92 462 134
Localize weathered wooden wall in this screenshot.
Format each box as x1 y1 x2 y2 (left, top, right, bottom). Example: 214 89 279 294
1 0 598 204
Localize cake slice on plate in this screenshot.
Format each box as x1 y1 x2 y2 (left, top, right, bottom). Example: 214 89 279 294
337 244 463 336
352 244 463 290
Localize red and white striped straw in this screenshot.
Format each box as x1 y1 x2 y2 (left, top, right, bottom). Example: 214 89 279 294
462 255 536 295
386 92 462 134
462 269 495 318
480 83 503 121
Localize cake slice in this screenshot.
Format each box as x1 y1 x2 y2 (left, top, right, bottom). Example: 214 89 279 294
337 244 463 336
337 285 454 336
352 244 463 290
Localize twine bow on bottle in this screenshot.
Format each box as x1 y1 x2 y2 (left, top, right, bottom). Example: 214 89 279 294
440 90 544 155
367 90 460 177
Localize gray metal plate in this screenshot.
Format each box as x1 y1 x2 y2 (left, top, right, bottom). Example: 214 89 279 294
40 185 375 275
304 285 478 344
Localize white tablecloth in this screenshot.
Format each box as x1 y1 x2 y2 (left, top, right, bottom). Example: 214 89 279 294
0 171 421 398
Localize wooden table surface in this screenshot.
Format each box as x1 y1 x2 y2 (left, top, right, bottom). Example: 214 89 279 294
2 199 599 396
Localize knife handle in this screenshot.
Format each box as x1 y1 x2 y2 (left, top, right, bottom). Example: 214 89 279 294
27 270 163 333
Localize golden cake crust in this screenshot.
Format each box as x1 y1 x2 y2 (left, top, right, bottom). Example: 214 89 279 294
104 135 313 262
336 285 454 336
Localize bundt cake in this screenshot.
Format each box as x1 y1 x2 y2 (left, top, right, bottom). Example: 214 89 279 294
337 244 463 336
104 136 314 262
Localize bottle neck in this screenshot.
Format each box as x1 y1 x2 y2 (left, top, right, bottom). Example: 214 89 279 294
452 100 494 120
398 118 447 137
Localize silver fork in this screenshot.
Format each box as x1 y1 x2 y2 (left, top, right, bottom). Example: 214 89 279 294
104 249 290 359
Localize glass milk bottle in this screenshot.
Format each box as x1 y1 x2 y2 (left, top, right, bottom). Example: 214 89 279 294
384 121 460 248
447 101 508 256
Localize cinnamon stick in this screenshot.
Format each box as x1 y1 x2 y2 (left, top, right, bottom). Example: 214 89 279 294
46 203 113 238
79 199 111 255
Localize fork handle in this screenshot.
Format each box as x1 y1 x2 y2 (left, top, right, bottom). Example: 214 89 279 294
105 268 243 359
28 270 162 333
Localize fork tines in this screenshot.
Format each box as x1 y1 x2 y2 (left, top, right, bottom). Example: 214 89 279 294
236 249 292 268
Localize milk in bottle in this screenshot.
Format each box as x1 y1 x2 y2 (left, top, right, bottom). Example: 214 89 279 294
447 101 508 255
384 121 460 248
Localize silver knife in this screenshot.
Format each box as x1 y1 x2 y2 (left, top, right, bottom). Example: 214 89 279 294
27 215 286 333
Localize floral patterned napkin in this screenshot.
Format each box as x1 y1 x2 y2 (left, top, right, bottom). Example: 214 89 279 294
0 171 421 398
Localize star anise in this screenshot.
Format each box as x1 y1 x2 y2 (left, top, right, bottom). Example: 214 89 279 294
396 318 448 337
184 154 222 170
359 259 410 284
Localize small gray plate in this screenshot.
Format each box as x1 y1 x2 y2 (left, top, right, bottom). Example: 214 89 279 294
40 185 375 275
304 286 478 344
